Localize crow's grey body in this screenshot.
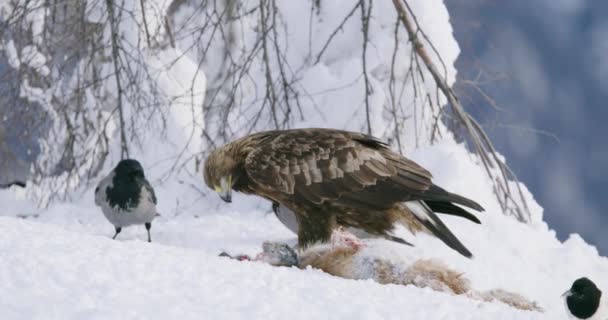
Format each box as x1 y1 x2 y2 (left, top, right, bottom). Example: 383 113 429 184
95 159 157 241
95 172 157 227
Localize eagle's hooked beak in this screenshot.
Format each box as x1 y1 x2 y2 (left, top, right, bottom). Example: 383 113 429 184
561 289 572 298
215 175 232 203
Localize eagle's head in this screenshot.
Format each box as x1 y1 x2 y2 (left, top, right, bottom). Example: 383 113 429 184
203 146 240 203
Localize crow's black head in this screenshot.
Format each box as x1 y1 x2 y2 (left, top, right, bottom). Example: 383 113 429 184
566 277 602 319
114 159 145 178
107 159 149 211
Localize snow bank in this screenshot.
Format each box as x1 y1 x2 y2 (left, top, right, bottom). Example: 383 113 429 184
0 162 606 319
0 217 542 320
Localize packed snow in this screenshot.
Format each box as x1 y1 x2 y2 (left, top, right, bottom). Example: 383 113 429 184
0 216 539 320
1 151 607 320
0 0 606 319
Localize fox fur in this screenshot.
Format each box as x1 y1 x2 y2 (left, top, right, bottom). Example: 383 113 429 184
259 243 543 312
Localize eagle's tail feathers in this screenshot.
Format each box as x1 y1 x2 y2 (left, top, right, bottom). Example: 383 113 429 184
405 201 473 258
386 235 414 247
425 201 481 224
425 185 485 212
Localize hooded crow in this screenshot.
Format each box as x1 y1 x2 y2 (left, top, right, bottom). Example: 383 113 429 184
95 159 157 242
563 277 606 320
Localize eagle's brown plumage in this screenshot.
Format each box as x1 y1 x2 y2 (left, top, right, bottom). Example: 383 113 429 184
203 128 484 258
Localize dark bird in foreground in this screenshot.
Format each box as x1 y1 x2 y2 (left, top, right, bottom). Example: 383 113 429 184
95 159 157 242
563 277 606 320
203 128 484 258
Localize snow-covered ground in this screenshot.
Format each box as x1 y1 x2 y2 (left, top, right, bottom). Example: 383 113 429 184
0 216 537 320
1 141 606 319
0 215 538 320
1 0 606 319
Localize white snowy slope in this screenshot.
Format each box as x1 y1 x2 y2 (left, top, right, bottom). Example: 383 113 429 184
1 163 607 320
0 216 540 320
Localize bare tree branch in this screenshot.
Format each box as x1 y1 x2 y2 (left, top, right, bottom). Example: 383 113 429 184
360 0 373 135
393 0 532 222
106 0 129 159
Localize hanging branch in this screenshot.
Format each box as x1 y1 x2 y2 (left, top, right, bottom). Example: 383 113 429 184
259 0 280 129
313 1 360 65
139 0 152 47
105 0 130 159
392 0 531 223
360 0 373 135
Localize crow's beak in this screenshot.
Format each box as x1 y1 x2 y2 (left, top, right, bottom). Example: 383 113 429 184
561 289 571 298
215 175 232 203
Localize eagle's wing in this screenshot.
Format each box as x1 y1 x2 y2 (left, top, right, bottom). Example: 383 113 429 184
244 129 433 210
245 129 481 258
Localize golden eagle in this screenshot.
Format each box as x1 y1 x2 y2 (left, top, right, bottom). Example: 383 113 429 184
203 128 484 257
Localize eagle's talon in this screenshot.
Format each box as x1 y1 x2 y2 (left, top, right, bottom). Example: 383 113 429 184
331 228 366 250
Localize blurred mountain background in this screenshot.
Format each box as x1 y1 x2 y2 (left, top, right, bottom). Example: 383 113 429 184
445 0 607 254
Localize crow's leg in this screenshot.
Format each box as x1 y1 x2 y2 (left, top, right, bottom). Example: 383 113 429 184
112 227 122 240
145 222 152 242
